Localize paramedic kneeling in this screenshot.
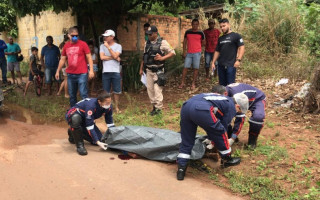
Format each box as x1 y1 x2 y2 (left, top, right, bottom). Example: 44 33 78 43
65 90 114 155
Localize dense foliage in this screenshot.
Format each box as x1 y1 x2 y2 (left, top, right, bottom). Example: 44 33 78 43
304 2 320 57
0 0 17 37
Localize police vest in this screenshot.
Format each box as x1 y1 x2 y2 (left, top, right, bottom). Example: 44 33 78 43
143 38 165 66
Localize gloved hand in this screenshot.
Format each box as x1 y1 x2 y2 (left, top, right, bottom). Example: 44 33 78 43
202 139 214 149
97 141 108 150
228 138 235 146
203 138 211 145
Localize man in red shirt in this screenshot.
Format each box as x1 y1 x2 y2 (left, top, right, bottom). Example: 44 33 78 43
204 19 220 80
179 19 205 90
55 27 94 107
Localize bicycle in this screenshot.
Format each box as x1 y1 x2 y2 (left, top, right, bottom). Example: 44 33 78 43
33 64 43 96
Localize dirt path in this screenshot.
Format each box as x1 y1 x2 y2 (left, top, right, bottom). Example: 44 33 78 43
0 118 244 200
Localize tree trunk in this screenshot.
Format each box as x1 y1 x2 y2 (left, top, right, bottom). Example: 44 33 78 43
88 14 98 48
303 63 320 113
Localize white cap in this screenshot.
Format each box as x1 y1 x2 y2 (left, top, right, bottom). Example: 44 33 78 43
102 30 115 37
233 93 249 114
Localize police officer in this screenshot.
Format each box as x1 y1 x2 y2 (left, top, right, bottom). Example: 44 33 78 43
139 25 176 116
212 83 266 148
65 90 114 155
177 92 249 180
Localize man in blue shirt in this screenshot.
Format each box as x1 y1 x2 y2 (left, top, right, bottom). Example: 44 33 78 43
0 33 8 84
4 37 22 84
41 36 61 95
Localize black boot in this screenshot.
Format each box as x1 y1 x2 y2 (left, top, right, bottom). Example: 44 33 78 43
150 106 156 115
177 164 188 181
247 122 263 149
76 141 88 156
68 128 75 144
221 155 241 168
71 128 88 156
248 134 258 149
151 108 162 116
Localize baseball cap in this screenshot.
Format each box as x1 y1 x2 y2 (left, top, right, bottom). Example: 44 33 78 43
233 93 249 114
102 30 115 37
208 19 215 24
145 26 158 35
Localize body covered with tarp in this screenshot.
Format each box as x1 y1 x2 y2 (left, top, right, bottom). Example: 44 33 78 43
101 126 206 162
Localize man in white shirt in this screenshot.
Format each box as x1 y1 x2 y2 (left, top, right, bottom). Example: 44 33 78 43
100 30 122 113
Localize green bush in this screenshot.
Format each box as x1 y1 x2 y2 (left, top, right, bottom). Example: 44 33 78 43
19 61 29 76
164 50 184 78
304 3 320 57
225 0 316 80
247 0 304 55
122 53 142 92
122 50 184 92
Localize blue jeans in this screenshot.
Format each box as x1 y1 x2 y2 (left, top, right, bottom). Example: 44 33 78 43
184 52 201 69
102 72 122 94
205 52 213 68
67 73 88 107
45 67 59 83
0 57 7 83
217 65 236 86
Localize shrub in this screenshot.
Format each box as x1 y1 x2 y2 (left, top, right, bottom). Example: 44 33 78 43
224 0 316 80
121 50 184 92
304 2 320 57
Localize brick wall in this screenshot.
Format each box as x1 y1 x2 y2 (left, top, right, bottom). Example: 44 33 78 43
1 12 193 56
117 14 192 52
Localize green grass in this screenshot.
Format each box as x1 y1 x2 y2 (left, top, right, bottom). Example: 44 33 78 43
5 90 69 122
113 93 180 131
304 186 320 200
266 121 275 128
225 170 287 200
252 142 288 162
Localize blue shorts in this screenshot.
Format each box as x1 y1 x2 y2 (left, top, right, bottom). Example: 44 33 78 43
184 52 201 69
28 69 44 81
45 68 59 83
102 72 121 94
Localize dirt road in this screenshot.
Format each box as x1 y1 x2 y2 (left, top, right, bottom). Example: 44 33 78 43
0 118 244 200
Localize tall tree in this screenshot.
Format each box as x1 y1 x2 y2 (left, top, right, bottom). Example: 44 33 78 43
0 0 18 37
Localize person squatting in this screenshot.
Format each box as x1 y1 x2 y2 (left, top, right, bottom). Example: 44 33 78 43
212 83 266 148
65 90 114 155
176 91 249 180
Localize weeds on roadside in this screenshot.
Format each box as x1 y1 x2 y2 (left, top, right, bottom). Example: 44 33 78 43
113 93 181 130
6 90 68 121
225 170 287 200
266 121 275 128
253 142 288 162
224 0 316 81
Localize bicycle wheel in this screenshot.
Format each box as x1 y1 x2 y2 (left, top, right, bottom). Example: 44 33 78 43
34 76 42 96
